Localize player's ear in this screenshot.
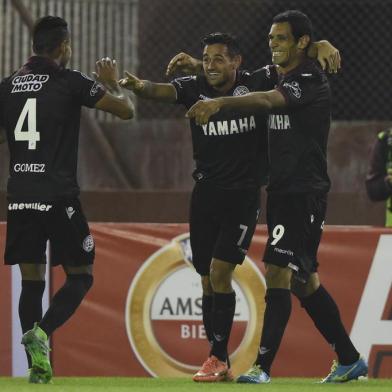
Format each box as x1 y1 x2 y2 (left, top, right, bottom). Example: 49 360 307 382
233 54 242 70
298 35 310 50
58 40 69 56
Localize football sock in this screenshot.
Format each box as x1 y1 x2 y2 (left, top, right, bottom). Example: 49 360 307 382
299 285 360 365
39 274 93 337
202 294 214 346
19 280 46 368
256 288 292 375
210 291 236 363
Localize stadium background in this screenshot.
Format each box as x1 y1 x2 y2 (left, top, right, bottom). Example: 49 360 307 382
0 0 391 224
0 0 391 380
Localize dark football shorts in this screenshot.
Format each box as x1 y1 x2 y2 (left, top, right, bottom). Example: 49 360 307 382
4 198 95 266
263 192 327 282
190 181 260 276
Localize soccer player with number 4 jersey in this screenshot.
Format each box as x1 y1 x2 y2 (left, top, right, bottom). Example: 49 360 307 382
0 16 134 384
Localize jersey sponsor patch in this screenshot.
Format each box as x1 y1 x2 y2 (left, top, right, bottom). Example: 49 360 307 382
273 246 294 257
233 85 249 96
268 114 291 130
8 202 53 211
83 234 95 252
11 74 49 93
66 206 76 219
201 115 256 136
283 80 302 98
90 82 104 97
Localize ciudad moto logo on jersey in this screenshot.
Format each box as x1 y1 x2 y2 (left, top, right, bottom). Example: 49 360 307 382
11 74 49 93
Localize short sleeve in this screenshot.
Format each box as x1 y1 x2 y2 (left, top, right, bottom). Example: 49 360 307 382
68 70 106 108
277 77 319 108
170 76 198 106
247 65 278 92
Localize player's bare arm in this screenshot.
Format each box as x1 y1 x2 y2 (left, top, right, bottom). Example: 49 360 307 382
186 89 285 125
167 40 340 77
166 52 203 76
119 71 177 103
93 57 134 119
307 40 341 73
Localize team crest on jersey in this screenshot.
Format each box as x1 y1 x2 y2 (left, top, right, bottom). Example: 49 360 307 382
90 82 104 97
283 81 301 98
233 85 249 96
83 235 95 252
11 74 49 93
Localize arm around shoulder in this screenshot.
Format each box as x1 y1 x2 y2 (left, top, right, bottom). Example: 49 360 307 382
219 89 286 112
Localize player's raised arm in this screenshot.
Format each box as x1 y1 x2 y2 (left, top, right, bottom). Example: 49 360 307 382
166 52 203 76
93 58 134 120
186 90 286 126
119 71 177 103
308 40 341 73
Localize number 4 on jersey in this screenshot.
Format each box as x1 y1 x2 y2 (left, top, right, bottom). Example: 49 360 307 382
14 98 40 150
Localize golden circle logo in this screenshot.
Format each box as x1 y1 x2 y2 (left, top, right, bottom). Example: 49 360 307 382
125 233 266 377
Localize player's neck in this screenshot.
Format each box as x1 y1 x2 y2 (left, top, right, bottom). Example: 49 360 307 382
34 54 62 67
279 54 306 75
211 77 236 95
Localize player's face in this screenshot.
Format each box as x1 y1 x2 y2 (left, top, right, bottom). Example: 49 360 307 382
269 22 302 70
202 44 239 91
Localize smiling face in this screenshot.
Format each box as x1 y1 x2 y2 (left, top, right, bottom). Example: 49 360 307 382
202 43 241 93
269 21 308 73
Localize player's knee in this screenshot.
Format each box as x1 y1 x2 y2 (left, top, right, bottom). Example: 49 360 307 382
209 266 232 292
292 274 320 299
19 263 46 281
265 264 291 289
66 273 94 294
291 280 307 298
201 276 213 295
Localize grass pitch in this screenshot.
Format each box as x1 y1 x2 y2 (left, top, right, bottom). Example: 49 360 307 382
0 377 391 391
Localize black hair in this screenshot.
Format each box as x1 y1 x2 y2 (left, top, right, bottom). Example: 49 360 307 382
32 16 69 55
272 10 313 44
201 32 241 57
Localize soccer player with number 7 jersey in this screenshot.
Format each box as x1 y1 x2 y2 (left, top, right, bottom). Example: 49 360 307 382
186 10 368 384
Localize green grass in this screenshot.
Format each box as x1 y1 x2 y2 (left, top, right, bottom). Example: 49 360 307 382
0 377 392 392
0 377 391 392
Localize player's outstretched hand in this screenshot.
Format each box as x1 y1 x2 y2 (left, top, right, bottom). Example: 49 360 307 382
119 71 145 92
93 57 119 87
317 40 341 73
186 99 222 125
166 52 202 76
